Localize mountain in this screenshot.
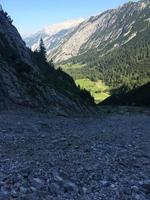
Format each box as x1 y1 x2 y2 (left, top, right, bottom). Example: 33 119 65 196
55 0 150 97
50 0 150 63
24 19 84 55
24 0 150 102
0 8 94 114
100 82 150 106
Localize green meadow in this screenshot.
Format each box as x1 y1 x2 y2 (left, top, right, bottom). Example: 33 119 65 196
59 64 110 103
75 79 110 103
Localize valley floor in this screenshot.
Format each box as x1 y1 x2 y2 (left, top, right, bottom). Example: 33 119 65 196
0 108 150 200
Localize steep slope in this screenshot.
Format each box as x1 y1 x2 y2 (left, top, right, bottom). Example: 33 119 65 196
50 0 150 63
65 24 150 89
56 0 150 98
24 19 84 55
0 9 94 114
22 0 150 103
100 82 150 106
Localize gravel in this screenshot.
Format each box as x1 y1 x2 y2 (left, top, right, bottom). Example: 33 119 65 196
0 109 150 199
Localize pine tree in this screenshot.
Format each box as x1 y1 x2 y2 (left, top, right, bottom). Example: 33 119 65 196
39 38 46 60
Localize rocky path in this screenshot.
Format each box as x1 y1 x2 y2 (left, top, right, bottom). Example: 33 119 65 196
0 110 150 200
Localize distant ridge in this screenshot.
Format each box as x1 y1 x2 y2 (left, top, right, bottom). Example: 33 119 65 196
100 82 150 106
24 18 84 53
24 0 150 102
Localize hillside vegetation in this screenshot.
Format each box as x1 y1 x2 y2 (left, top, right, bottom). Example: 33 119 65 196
101 82 150 106
61 26 150 96
53 0 150 101
25 0 150 103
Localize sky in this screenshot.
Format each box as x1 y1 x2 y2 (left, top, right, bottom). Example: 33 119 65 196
0 0 133 36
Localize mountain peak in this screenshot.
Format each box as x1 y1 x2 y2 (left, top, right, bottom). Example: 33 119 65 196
25 0 150 64
24 18 85 52
43 18 85 36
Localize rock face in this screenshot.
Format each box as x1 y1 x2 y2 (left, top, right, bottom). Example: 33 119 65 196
0 10 93 114
24 19 84 56
44 0 150 63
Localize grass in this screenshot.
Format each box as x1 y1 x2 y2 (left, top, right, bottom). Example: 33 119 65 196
59 63 85 70
58 64 110 103
75 79 110 103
